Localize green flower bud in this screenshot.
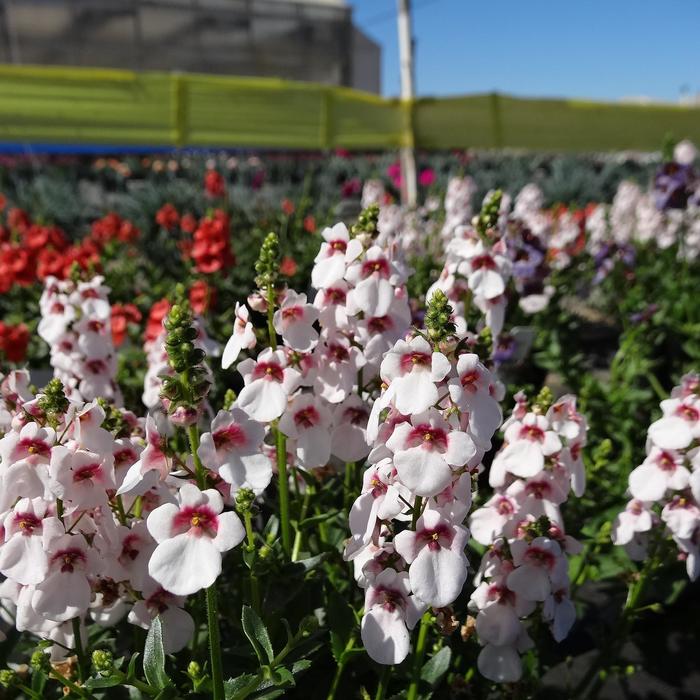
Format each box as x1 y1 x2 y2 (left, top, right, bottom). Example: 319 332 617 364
425 289 456 344
255 232 281 293
30 650 51 674
235 488 256 515
476 190 502 239
223 389 237 409
187 661 202 679
0 669 19 688
91 649 114 677
533 386 553 413
350 204 380 239
298 615 319 637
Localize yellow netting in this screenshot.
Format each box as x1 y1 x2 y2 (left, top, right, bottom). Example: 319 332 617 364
0 65 699 151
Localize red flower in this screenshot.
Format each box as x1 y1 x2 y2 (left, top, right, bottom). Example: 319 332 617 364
180 213 197 234
0 194 6 212
91 213 140 244
156 203 180 230
146 299 171 343
0 322 30 363
189 210 235 274
36 249 65 280
341 178 362 199
418 168 436 187
189 280 216 315
7 208 30 234
111 303 142 347
204 170 226 198
280 256 298 277
303 214 316 234
281 198 295 216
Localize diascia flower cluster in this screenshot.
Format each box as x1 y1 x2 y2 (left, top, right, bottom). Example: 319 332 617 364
468 391 588 683
344 290 503 665
612 372 700 580
38 275 122 405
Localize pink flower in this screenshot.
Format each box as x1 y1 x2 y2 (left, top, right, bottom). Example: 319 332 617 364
312 223 350 289
279 394 332 468
273 290 319 353
118 415 169 495
360 568 424 664
221 302 256 369
387 409 476 497
147 484 245 595
380 336 451 416
198 408 271 493
648 395 700 450
237 348 301 422
506 537 565 602
628 446 690 501
394 507 469 607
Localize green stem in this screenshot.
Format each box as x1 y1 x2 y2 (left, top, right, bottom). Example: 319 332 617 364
292 485 312 561
411 496 423 530
407 613 431 700
275 425 292 556
187 424 207 489
326 637 355 700
71 617 87 682
188 423 224 700
374 665 392 700
244 511 261 613
206 585 225 700
344 461 356 509
266 286 277 350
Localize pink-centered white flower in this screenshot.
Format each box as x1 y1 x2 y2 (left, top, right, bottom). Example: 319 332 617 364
279 394 332 468
380 336 451 416
274 290 319 353
147 484 245 595
197 408 271 493
394 507 469 607
237 348 301 422
387 409 476 497
221 302 256 369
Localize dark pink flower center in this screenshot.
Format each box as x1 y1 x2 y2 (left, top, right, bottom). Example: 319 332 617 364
471 254 496 270
281 306 304 322
460 369 480 391
525 480 551 499
361 258 390 279
676 404 700 422
327 344 349 362
407 424 448 450
519 424 544 442
87 320 105 333
294 406 320 429
85 359 108 374
323 287 346 305
173 505 219 537
655 450 678 471
14 512 42 534
523 546 555 569
213 423 247 450
374 586 404 613
399 351 431 373
368 315 394 334
496 497 515 516
16 437 51 458
147 588 174 615
114 447 138 467
330 240 347 253
343 407 369 426
52 547 87 573
120 534 142 562
252 362 284 382
73 462 101 482
417 523 452 551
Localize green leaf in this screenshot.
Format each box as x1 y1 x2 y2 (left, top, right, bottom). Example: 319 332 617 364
420 646 451 686
241 605 274 664
298 511 339 529
291 659 312 675
126 652 140 681
84 675 124 690
224 673 259 699
326 587 356 662
144 616 170 690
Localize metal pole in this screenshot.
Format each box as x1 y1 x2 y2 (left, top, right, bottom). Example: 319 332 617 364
397 0 417 206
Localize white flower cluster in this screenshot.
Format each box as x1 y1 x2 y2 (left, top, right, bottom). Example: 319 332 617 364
468 393 588 683
38 275 121 404
612 372 700 581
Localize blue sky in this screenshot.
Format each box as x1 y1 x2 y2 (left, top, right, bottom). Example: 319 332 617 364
350 0 700 102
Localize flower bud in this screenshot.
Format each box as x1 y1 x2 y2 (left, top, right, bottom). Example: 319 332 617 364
91 649 114 677
30 650 51 674
0 669 19 689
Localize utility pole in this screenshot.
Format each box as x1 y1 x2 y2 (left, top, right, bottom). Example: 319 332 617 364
397 0 417 207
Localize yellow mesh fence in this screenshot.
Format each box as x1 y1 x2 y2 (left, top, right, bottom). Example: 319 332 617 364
0 65 699 151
